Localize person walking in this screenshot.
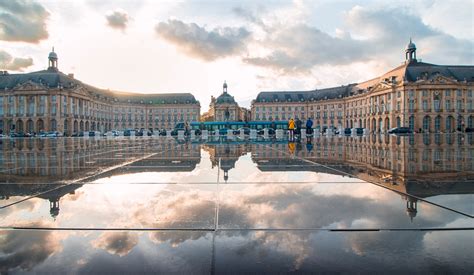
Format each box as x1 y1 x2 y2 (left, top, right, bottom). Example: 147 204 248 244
295 117 302 140
288 118 295 141
306 117 313 138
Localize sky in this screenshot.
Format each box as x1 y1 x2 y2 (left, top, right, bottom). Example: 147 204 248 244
0 0 473 109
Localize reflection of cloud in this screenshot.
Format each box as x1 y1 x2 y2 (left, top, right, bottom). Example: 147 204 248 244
0 50 33 71
155 19 251 61
92 232 138 257
0 0 49 43
0 222 62 273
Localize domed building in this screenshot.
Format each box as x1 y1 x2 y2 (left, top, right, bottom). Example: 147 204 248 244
206 81 249 122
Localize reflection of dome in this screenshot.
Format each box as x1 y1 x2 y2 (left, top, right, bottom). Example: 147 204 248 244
216 93 236 104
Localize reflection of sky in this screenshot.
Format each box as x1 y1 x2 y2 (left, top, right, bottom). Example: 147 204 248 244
0 140 473 273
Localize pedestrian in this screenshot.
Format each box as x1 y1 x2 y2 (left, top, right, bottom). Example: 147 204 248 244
306 117 313 138
295 117 302 139
288 118 295 141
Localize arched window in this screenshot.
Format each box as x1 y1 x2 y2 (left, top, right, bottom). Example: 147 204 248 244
409 115 415 131
434 116 441 132
423 116 431 132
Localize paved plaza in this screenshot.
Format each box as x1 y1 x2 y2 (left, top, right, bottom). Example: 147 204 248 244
0 134 473 273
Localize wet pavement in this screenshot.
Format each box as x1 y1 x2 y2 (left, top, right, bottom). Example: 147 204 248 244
0 133 473 274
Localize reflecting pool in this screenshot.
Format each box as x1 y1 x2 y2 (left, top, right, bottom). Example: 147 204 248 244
0 133 473 273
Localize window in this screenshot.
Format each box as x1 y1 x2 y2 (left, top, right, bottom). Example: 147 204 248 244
409 115 415 131
468 100 473 111
397 102 401 111
434 99 441 112
445 90 451 97
422 90 428 97
423 116 431 131
457 89 462 97
8 96 14 115
397 91 401 98
0 96 3 115
422 100 428 111
435 116 441 132
468 90 473 97
445 99 451 111
457 100 462 110
408 90 414 98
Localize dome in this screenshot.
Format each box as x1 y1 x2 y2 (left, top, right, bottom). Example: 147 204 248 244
406 39 416 50
215 92 236 105
49 51 58 60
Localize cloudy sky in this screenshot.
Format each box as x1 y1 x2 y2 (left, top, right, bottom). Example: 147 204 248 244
0 0 472 108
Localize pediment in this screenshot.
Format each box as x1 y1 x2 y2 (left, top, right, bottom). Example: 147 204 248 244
370 82 393 93
13 80 46 91
415 74 458 84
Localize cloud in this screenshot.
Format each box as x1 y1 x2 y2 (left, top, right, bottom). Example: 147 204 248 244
0 221 62 273
0 50 33 71
0 0 49 43
344 5 474 64
243 24 369 73
93 232 139 257
105 9 129 31
155 19 251 61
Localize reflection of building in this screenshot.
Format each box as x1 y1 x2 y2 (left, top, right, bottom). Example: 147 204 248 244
0 138 201 217
250 133 474 221
203 141 249 182
204 82 249 122
0 49 200 135
251 40 474 133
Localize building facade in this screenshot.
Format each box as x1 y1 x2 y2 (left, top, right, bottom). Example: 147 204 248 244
251 40 474 133
0 50 200 135
204 81 249 122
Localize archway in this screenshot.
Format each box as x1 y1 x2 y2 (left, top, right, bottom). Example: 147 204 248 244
26 119 34 133
384 117 390 131
85 121 89 131
73 120 78 133
16 119 24 132
372 118 376 132
64 119 68 134
51 119 57 131
36 119 44 132
457 115 463 131
91 122 96 131
80 120 84 132
378 118 383 132
396 117 401 128
468 115 473 129
409 115 415 131
434 116 442 132
446 116 454 132
423 116 431 132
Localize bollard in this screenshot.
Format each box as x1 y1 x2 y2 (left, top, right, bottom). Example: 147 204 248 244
202 130 209 139
250 129 257 139
275 129 284 139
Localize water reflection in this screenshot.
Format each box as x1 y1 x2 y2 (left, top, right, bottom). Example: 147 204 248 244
0 134 473 273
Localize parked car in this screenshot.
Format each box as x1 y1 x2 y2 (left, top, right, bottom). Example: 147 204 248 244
218 128 229 135
465 127 474 133
233 127 251 135
354 128 365 135
158 129 167 136
257 128 275 135
10 132 26 138
388 127 412 134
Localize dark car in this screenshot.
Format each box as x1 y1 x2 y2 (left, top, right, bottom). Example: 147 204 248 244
10 132 26 138
233 127 250 135
388 127 412 134
257 128 275 135
355 128 364 135
466 127 474 133
158 129 167 136
218 128 229 135
171 128 186 136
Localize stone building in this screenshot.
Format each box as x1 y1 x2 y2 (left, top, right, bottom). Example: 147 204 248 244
251 40 474 133
0 49 200 135
206 81 249 122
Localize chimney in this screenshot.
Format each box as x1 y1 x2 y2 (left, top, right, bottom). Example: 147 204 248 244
68 73 74 79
